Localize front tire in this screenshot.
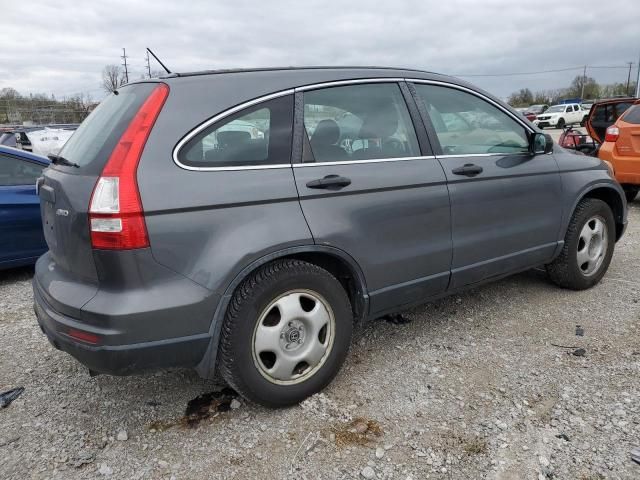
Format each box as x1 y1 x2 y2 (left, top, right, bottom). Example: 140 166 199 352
546 198 615 290
218 259 353 407
557 118 565 129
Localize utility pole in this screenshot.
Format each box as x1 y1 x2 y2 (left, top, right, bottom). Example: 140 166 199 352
580 65 587 100
145 50 152 78
626 61 633 96
121 48 129 84
636 52 640 98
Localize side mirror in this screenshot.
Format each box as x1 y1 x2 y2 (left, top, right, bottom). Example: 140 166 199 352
531 133 553 154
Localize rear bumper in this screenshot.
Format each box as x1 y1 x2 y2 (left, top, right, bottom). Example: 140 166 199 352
33 281 211 375
32 250 218 375
598 143 640 184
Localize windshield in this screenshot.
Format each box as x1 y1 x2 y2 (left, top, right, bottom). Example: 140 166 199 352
546 105 565 113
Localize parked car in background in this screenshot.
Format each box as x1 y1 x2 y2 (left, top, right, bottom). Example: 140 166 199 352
524 104 548 121
534 103 588 129
598 102 640 201
586 97 638 144
33 67 626 407
0 145 49 269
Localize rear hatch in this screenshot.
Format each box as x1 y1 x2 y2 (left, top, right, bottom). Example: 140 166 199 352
615 105 640 157
38 83 159 313
587 99 637 143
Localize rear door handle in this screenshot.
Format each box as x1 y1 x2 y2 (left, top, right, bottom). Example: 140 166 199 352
452 164 483 177
306 175 352 190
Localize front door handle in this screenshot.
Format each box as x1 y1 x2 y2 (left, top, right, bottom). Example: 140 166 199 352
452 163 483 177
306 175 352 190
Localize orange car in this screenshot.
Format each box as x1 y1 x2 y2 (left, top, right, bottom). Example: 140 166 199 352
598 101 640 202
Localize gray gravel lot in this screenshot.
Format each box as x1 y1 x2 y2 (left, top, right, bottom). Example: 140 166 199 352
1 196 639 480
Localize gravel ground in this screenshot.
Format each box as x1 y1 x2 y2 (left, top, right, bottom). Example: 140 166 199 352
1 201 639 480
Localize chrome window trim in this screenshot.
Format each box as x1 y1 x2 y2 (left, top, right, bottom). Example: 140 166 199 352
172 76 538 172
293 155 436 167
172 89 294 172
405 78 536 134
437 152 530 159
295 78 404 92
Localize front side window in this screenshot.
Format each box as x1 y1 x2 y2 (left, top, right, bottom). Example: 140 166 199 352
303 83 420 162
0 155 45 186
414 84 529 155
179 94 293 168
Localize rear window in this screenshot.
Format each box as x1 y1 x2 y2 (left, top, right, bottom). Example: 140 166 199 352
622 105 640 124
58 83 156 172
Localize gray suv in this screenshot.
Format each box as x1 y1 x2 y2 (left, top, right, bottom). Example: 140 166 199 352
33 67 627 407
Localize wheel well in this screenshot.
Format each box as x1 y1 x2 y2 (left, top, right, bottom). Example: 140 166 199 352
582 187 625 240
285 252 367 322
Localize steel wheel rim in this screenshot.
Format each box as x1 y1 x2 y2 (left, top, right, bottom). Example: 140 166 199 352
252 289 335 385
577 215 608 277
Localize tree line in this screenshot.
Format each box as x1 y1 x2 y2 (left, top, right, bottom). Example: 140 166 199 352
0 87 95 125
508 75 638 107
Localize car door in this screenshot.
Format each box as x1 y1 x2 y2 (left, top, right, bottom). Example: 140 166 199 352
411 82 562 289
292 81 452 315
0 153 47 265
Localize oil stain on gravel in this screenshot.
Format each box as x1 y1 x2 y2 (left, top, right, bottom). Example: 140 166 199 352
183 388 237 427
147 388 238 431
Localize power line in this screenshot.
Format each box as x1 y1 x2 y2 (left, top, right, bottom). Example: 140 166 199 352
455 64 636 78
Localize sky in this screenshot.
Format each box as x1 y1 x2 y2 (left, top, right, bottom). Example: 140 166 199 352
1 0 639 101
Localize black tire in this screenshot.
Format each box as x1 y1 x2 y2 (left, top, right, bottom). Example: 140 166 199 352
623 186 638 203
538 125 544 130
557 118 565 129
546 198 615 290
218 259 353 407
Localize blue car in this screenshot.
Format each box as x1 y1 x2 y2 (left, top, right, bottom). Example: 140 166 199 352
0 145 49 269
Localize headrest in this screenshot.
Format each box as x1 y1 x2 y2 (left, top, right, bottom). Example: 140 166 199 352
311 119 340 145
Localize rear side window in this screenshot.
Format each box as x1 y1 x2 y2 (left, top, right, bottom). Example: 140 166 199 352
0 154 45 186
303 83 420 162
622 105 640 124
615 102 634 118
59 83 157 172
179 95 293 168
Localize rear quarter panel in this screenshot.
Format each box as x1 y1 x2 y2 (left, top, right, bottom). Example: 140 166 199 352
137 78 313 295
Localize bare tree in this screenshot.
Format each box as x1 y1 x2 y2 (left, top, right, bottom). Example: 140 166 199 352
101 65 126 93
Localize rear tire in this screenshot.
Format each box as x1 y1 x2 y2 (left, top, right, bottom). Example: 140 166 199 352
546 198 615 290
218 259 353 407
557 118 565 129
623 186 638 203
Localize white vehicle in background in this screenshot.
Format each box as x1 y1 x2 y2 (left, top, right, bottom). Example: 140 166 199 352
18 128 75 157
534 103 589 129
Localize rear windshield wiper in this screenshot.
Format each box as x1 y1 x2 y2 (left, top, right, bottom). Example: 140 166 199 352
47 154 79 168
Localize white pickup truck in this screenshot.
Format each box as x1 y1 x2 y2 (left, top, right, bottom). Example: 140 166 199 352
534 103 589 129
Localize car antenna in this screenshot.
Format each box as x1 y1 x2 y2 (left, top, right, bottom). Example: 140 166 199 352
146 47 172 74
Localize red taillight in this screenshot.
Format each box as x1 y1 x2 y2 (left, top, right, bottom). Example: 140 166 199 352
604 126 620 143
67 328 100 345
89 84 169 249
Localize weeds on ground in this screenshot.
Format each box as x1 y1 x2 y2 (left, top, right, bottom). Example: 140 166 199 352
330 417 383 447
